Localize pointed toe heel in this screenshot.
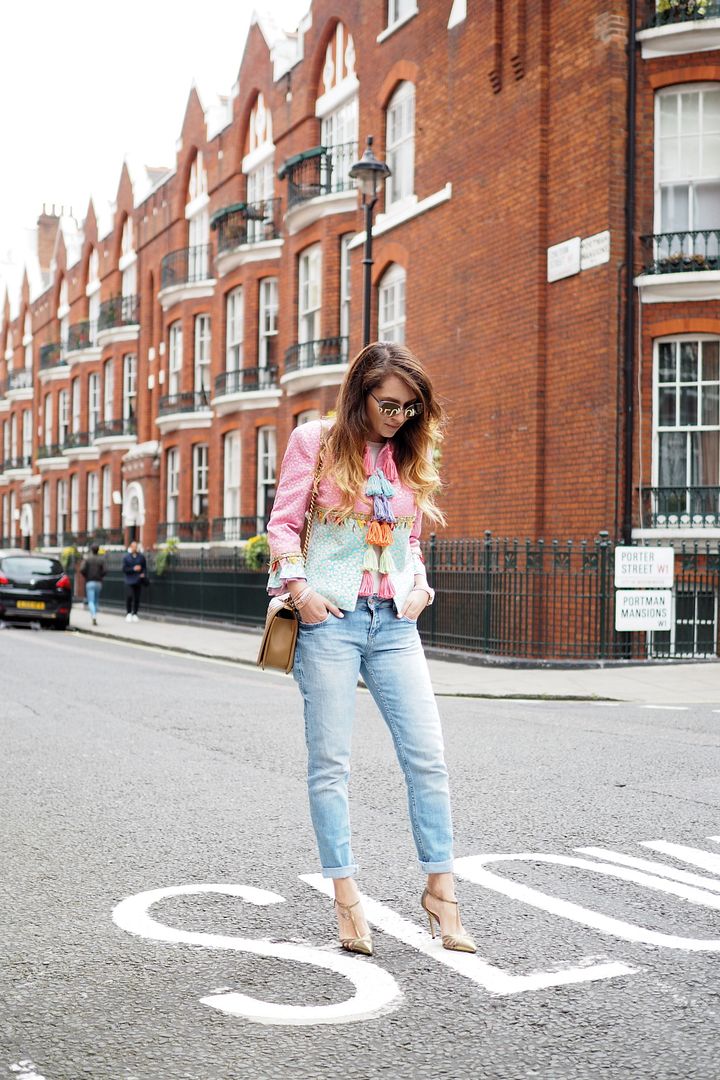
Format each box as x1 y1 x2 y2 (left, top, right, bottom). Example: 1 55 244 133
334 898 373 956
421 887 477 954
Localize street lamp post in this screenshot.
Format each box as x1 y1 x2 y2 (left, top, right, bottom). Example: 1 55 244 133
349 136 391 347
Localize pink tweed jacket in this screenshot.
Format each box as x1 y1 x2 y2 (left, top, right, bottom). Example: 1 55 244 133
266 420 426 611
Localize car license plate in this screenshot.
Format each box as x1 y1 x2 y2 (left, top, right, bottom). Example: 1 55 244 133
16 600 46 610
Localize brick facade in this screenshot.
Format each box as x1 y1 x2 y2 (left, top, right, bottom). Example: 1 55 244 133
0 1 718 554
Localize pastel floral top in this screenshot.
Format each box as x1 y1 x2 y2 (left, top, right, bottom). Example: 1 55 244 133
266 419 427 612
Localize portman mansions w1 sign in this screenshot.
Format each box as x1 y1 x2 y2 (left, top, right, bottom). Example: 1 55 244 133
614 547 675 633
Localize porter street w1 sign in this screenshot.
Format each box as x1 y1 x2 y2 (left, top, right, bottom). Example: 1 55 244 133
614 546 675 589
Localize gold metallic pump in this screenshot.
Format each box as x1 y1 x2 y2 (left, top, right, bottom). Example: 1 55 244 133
334 898 373 956
421 887 477 953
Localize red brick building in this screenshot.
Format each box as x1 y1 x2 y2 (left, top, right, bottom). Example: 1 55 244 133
0 0 718 571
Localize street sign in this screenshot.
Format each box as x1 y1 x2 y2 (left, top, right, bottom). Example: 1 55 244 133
547 237 581 282
614 546 674 589
580 230 610 271
615 589 673 632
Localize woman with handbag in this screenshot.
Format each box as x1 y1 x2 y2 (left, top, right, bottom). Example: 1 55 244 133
266 341 475 957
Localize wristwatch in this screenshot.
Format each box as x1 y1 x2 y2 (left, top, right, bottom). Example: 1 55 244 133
413 582 435 605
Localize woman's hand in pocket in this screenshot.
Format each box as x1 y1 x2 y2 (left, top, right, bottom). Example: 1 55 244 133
398 589 430 621
293 588 344 624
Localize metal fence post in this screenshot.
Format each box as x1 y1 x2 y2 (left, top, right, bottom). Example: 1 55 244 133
598 530 610 660
200 547 205 620
428 532 437 647
482 530 493 653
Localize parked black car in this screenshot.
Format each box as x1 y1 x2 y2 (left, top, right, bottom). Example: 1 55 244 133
0 553 72 629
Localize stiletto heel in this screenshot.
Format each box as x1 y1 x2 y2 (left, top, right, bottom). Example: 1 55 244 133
421 887 477 953
334 898 373 956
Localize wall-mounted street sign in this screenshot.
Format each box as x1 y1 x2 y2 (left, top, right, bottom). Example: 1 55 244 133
614 546 675 589
615 590 673 632
547 237 581 282
580 230 611 271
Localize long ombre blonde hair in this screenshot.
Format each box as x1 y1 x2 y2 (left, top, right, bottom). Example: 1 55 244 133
324 341 446 524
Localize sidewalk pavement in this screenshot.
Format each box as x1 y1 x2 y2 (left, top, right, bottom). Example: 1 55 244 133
69 607 720 706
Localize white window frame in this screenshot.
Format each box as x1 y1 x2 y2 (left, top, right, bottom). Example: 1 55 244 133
386 82 416 207
298 245 322 345
86 472 99 532
56 478 68 539
42 484 51 545
101 465 112 529
88 373 100 437
246 159 275 243
123 354 137 421
166 448 180 532
59 389 69 445
58 280 69 354
320 97 358 194
296 410 321 426
70 474 79 534
223 431 241 522
43 396 52 450
258 278 278 371
168 323 183 398
71 378 81 435
655 84 720 238
103 359 114 423
192 443 209 519
225 288 243 373
256 426 276 530
194 314 211 397
22 410 32 460
378 264 407 343
23 312 32 370
386 0 418 32
340 235 352 341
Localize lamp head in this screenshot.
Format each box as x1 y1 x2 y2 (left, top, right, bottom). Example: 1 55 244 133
349 136 391 200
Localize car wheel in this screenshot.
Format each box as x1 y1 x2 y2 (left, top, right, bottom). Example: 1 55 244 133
53 618 69 631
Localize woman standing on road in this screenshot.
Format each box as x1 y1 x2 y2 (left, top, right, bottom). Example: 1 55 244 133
266 341 475 956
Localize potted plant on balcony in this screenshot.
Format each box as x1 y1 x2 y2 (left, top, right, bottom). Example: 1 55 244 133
244 533 270 571
655 0 709 21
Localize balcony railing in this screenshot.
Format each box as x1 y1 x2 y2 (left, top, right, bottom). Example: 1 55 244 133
645 0 720 27
211 199 282 252
37 443 63 460
94 418 137 440
278 143 357 210
8 369 33 391
214 367 279 396
160 245 212 290
39 342 64 370
158 391 211 416
641 230 720 274
97 294 139 331
284 336 350 374
67 319 98 352
641 486 720 527
62 431 91 450
157 519 209 543
73 527 125 548
211 516 266 542
4 455 32 471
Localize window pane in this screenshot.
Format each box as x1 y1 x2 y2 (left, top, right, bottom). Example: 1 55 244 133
679 135 700 180
658 431 687 487
693 180 720 230
680 386 698 426
659 93 678 137
680 342 698 382
691 430 720 486
658 342 676 382
660 185 689 233
682 92 700 136
702 384 720 426
703 341 720 382
659 387 676 427
700 137 720 181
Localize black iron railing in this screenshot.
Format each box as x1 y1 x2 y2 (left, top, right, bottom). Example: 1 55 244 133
67 320 98 352
157 520 209 543
4 455 32 471
97 295 139 331
72 528 125 548
37 443 63 460
284 336 349 374
645 0 720 27
278 143 357 210
214 367 279 396
8 369 33 392
62 431 91 450
210 516 266 542
158 391 212 416
641 230 720 273
94 418 137 440
212 198 282 251
640 486 720 526
160 245 212 290
39 342 64 370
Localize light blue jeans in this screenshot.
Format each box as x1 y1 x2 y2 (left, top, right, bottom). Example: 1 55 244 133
293 597 454 878
86 580 102 618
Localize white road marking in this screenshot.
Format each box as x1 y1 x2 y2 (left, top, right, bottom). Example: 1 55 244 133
455 852 720 950
300 874 635 996
8 1062 48 1079
577 846 720 893
641 704 689 710
113 883 401 1026
640 840 720 876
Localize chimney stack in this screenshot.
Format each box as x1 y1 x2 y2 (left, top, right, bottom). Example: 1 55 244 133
36 203 60 275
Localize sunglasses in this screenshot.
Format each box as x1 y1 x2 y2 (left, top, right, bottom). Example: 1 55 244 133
369 390 424 420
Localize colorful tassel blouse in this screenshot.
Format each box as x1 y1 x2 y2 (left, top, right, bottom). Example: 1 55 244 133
266 419 428 612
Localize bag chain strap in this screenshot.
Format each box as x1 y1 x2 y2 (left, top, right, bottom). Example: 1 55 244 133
286 432 326 614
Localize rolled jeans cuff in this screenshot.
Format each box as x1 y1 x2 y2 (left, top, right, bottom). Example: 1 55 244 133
321 863 360 879
420 858 454 874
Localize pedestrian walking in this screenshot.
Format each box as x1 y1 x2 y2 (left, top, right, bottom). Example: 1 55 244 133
266 341 476 957
79 543 106 626
122 539 147 622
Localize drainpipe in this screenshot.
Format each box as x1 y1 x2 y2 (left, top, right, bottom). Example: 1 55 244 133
622 0 638 544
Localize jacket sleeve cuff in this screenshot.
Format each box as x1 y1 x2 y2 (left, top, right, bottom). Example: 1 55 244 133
268 553 307 590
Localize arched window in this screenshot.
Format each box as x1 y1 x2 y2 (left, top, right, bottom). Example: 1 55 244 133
245 93 275 242
23 312 32 370
317 22 358 193
378 264 406 343
120 221 137 302
58 279 69 354
87 248 101 345
187 153 209 279
656 84 720 240
386 82 415 207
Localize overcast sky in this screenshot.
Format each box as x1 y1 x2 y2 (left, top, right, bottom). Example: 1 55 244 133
0 0 309 289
